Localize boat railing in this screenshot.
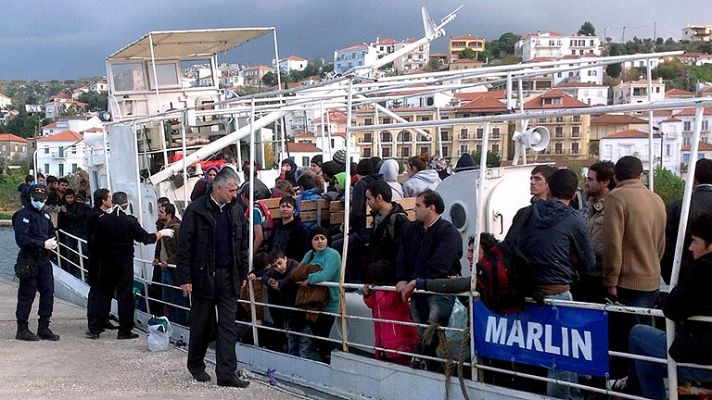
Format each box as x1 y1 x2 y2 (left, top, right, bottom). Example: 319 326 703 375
52 227 712 399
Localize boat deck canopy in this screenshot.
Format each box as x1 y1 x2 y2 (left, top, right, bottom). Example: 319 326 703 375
108 28 272 61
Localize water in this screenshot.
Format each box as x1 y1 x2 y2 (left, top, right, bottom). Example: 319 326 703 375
0 227 19 281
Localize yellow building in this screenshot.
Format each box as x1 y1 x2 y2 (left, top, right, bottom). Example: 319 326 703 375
448 34 486 63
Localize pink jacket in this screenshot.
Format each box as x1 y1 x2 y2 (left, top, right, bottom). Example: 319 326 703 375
363 290 419 359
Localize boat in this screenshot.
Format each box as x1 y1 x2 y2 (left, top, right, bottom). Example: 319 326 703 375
46 7 712 399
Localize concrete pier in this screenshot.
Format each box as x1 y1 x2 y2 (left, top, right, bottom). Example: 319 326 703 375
0 278 299 400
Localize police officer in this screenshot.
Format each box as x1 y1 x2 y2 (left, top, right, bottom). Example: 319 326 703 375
12 183 60 341
89 191 173 339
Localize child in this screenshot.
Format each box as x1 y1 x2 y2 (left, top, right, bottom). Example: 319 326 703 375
262 250 300 353
363 260 419 366
240 252 270 326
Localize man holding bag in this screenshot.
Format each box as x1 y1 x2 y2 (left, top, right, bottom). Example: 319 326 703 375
12 183 60 341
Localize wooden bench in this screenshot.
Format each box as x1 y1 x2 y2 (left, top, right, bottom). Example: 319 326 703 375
330 197 417 227
678 382 712 399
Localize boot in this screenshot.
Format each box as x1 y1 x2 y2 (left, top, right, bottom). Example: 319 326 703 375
37 319 60 341
16 321 40 341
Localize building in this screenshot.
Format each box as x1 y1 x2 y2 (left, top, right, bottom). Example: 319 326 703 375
590 114 648 142
384 86 456 108
682 141 712 172
373 38 397 58
41 116 103 137
555 82 608 106
622 57 664 71
612 78 666 105
334 44 378 75
286 142 322 168
275 55 308 73
243 64 274 87
35 130 86 177
519 89 591 161
599 129 681 175
515 32 601 62
677 52 712 66
683 25 712 42
0 133 28 162
393 38 430 73
0 93 12 109
672 107 712 148
665 88 695 99
90 79 109 92
448 34 485 63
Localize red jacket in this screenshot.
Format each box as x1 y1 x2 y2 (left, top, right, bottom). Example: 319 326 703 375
363 290 419 359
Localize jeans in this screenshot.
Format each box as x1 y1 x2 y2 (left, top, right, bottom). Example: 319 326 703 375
629 324 712 400
410 294 455 371
162 269 188 325
538 291 583 400
609 288 660 378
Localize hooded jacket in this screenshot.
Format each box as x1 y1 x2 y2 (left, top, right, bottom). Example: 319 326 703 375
280 158 298 186
368 202 410 266
378 159 404 200
363 289 419 360
518 199 595 287
454 153 477 172
402 169 441 198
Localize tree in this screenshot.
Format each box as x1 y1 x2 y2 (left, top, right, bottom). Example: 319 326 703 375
424 58 444 72
653 166 685 205
458 47 477 60
471 150 502 167
261 71 277 87
77 91 108 112
578 22 596 36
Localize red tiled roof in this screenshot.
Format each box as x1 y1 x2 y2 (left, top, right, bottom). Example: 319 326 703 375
287 55 306 61
653 109 673 117
375 38 397 45
42 122 58 129
83 127 104 133
450 34 485 41
294 131 314 139
454 90 506 101
682 141 712 151
287 142 321 153
673 108 712 116
338 44 367 52
0 133 26 143
601 129 659 139
520 31 563 40
661 117 682 123
665 88 694 97
457 96 506 111
38 130 82 142
590 114 647 124
618 79 664 86
430 53 448 58
523 89 589 109
555 81 607 88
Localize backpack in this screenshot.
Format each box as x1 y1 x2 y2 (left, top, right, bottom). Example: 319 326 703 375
475 206 533 315
244 200 274 250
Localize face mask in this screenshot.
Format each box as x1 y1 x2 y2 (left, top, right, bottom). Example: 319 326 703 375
31 199 45 210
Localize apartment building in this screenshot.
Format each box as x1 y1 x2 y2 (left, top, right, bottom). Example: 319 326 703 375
448 34 485 63
613 78 666 104
516 32 601 61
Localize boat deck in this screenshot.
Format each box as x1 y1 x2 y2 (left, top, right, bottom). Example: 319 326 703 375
0 278 298 400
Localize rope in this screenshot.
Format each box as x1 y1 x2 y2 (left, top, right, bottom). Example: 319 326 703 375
424 320 471 400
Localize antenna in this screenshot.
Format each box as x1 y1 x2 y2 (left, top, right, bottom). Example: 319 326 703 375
422 7 437 37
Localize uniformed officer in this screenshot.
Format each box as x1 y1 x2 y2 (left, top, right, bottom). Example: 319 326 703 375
89 191 173 339
12 183 60 341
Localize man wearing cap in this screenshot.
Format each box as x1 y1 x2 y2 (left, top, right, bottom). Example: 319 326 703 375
12 183 60 341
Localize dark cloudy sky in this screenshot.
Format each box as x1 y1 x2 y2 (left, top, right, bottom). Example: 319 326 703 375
1 0 710 80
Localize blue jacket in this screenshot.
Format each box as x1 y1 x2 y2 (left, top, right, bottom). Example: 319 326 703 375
517 200 595 286
396 217 462 281
13 204 55 263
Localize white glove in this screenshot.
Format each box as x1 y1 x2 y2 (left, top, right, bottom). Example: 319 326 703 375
158 229 174 238
44 238 58 250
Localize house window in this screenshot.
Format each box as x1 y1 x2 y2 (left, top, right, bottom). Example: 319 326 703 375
460 128 469 140
401 131 411 142
555 126 564 138
382 147 391 157
331 139 335 147
420 146 429 155
572 115 581 122
475 128 484 139
72 163 78 173
382 131 392 142
703 120 709 131
555 143 563 154
364 118 373 126
441 131 450 141
44 164 50 173
571 142 580 154
460 144 469 155
475 144 482 154
555 117 564 123
666 145 671 157
302 157 310 167
442 146 449 157
543 97 561 105
58 146 64 157
492 144 500 154
44 146 49 154
571 126 581 138
364 132 372 143
684 121 692 131
538 117 547 123
59 163 64 177
401 146 410 158
382 117 391 124
491 128 501 139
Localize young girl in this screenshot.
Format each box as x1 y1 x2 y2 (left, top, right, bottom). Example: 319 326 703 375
295 226 341 362
262 250 300 354
363 260 419 366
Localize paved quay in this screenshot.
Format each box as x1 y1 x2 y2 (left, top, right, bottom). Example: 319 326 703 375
0 278 300 400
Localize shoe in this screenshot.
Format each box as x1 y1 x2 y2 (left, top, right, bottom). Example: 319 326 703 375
103 320 119 330
608 376 628 392
16 323 40 342
191 370 211 382
37 320 60 341
410 358 426 370
85 330 100 339
217 374 250 388
117 332 139 340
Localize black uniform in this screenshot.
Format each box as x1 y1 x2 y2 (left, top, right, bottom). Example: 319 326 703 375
90 206 157 336
176 194 248 382
12 204 56 325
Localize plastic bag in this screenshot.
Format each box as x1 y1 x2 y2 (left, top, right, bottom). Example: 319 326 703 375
147 316 173 352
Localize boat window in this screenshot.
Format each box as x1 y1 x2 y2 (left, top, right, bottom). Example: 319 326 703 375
450 202 467 231
111 63 147 92
180 59 214 88
147 61 181 89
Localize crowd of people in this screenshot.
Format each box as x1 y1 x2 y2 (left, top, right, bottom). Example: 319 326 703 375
11 151 712 396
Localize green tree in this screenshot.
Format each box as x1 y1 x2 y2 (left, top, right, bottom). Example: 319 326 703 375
653 166 685 205
578 21 596 36
261 71 277 87
424 58 444 72
458 47 477 60
471 150 502 167
77 91 108 111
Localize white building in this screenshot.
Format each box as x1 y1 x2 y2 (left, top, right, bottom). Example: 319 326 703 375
293 130 359 163
373 37 397 58
622 57 664 71
555 82 608 105
41 116 103 137
393 38 430 73
549 56 605 85
90 79 109 92
613 78 666 105
599 129 681 175
672 107 712 148
384 87 456 108
0 93 12 109
683 24 712 42
287 142 322 168
35 130 86 177
334 44 378 75
515 32 601 62
275 55 308 73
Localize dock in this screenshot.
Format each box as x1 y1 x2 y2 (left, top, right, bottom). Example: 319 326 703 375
0 278 299 400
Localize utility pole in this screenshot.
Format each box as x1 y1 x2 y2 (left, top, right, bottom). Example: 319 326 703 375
622 26 626 43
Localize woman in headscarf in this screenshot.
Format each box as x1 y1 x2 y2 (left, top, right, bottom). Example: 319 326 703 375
190 165 219 201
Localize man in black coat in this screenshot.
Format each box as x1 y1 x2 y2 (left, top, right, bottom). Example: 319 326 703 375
365 179 410 267
177 167 250 388
90 191 170 339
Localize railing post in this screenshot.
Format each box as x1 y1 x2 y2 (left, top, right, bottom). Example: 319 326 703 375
54 230 62 270
78 239 85 282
